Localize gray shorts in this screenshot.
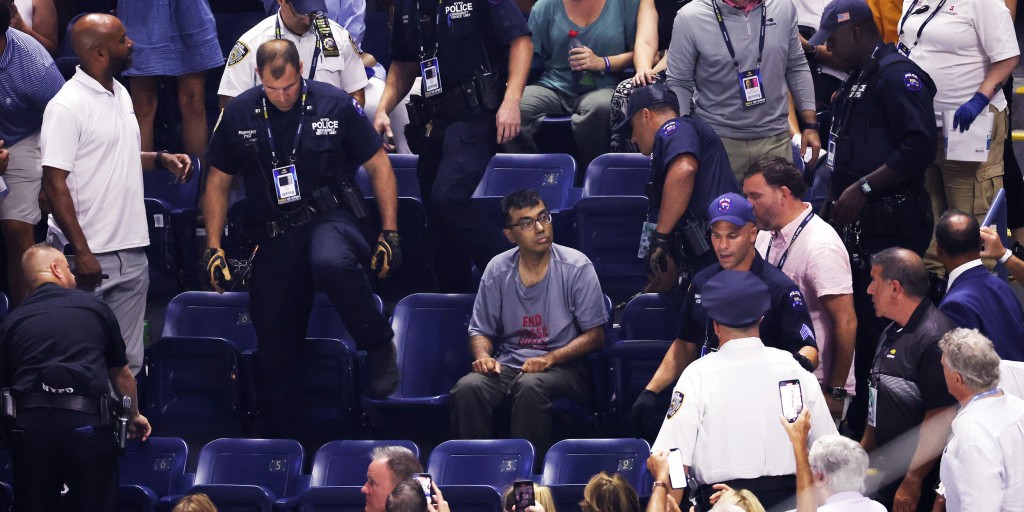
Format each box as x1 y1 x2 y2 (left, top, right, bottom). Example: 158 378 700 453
0 132 43 224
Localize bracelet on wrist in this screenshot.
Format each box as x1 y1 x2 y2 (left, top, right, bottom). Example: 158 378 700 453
999 248 1013 264
155 150 169 170
603 56 611 75
652 481 669 492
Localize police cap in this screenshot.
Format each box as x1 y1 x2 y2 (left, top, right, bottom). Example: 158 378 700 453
702 270 771 328
707 192 755 228
613 84 680 131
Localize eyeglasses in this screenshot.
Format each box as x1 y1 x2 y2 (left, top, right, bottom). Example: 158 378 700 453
507 211 553 231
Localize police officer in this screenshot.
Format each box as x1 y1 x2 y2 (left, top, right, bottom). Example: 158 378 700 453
632 193 819 437
203 39 400 439
617 84 741 288
809 0 937 438
372 0 532 291
651 270 836 511
0 244 151 512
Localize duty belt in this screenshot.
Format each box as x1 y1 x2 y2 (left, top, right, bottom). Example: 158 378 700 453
264 185 344 239
17 392 104 416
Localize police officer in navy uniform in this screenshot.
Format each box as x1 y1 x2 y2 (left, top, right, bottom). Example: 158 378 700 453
372 0 532 291
203 39 400 439
632 192 819 438
0 244 151 512
809 0 937 438
616 84 741 288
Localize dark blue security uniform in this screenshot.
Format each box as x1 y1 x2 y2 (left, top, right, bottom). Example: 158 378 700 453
676 255 817 356
391 0 530 291
206 79 394 438
0 283 127 511
649 116 740 271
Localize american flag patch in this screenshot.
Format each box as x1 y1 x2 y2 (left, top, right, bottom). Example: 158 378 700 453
837 12 851 21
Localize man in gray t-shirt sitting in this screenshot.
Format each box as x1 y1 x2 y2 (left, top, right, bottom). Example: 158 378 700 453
450 189 608 454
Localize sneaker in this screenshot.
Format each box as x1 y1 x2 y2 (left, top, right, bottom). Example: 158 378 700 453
365 340 399 399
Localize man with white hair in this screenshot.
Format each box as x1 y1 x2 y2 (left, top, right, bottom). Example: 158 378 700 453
937 328 1024 511
361 445 423 512
782 409 885 511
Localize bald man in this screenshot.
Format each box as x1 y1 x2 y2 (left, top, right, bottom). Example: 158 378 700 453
39 13 191 376
0 243 150 512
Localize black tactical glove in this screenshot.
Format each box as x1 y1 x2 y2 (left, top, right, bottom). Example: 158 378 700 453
204 248 232 293
647 231 673 275
370 230 401 278
631 389 658 432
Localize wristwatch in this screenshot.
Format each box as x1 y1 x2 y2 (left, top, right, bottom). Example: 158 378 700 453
826 386 848 400
652 481 669 493
858 177 872 196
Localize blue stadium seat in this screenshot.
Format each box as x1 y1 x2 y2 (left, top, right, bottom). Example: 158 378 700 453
0 482 9 512
296 338 360 442
547 484 586 512
362 196 434 299
474 154 577 211
438 485 504 512
602 340 674 423
310 440 421 487
118 437 190 512
0 291 9 322
360 294 476 434
357 154 421 199
620 294 681 341
142 157 204 289
0 449 11 486
427 439 535 490
582 153 651 197
571 196 650 303
541 438 651 490
182 438 305 512
300 485 365 512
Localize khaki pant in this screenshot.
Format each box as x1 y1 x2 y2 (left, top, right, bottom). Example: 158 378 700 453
720 131 793 183
924 105 1007 275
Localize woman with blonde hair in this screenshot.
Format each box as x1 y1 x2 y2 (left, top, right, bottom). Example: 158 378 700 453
580 472 640 512
172 493 218 512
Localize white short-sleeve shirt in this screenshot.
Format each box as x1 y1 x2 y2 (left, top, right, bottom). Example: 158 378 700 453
652 337 839 485
218 14 368 99
940 392 1024 512
40 67 148 253
899 0 1019 120
756 204 856 394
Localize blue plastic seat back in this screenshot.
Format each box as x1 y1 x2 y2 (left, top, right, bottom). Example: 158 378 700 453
547 484 586 512
572 196 650 303
311 440 421 487
163 292 257 352
142 157 203 210
357 154 421 199
427 439 534 489
300 486 366 512
120 437 189 497
307 294 384 349
144 337 242 432
541 438 651 488
438 485 504 512
603 340 674 417
582 153 651 197
0 292 9 323
474 154 577 211
195 438 305 498
620 294 682 341
392 294 477 399
0 449 11 484
300 338 359 428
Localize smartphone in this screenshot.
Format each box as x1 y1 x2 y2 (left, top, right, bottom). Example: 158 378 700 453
512 479 535 510
414 473 432 500
667 448 687 489
779 379 804 423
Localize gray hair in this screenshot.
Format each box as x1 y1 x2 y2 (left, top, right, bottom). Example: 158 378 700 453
870 248 930 299
939 328 1001 391
808 435 869 494
370 446 423 482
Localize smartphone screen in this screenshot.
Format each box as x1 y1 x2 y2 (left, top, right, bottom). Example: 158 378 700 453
779 379 804 423
513 479 535 510
667 448 687 489
414 473 432 499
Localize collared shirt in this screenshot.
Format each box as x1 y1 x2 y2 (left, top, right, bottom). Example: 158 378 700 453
756 203 855 393
721 0 762 15
0 29 65 148
786 491 886 512
218 13 367 99
940 392 1024 511
40 67 149 253
262 0 367 47
653 337 837 485
945 259 983 290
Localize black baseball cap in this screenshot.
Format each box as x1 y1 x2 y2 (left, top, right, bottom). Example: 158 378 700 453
808 0 875 46
613 84 680 131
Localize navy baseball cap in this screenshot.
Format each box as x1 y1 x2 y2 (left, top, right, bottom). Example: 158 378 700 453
289 0 328 14
707 192 755 227
702 270 771 328
808 0 875 46
613 84 680 131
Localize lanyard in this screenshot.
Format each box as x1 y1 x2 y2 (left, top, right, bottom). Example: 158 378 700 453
765 211 814 270
829 44 881 142
897 0 946 51
275 17 321 79
967 388 1002 405
414 0 447 60
261 80 308 168
710 0 767 71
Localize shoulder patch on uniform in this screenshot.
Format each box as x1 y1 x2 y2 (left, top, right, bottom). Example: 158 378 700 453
789 289 805 311
800 323 814 341
661 120 678 137
667 390 684 418
227 41 250 66
352 97 366 117
903 72 922 91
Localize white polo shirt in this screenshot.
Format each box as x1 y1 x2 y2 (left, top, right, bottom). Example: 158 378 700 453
218 13 368 99
940 392 1024 511
40 67 148 254
756 204 856 394
899 0 1019 123
652 337 838 485
786 491 886 512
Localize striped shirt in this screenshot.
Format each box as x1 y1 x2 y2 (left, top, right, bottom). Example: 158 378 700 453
0 29 65 147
